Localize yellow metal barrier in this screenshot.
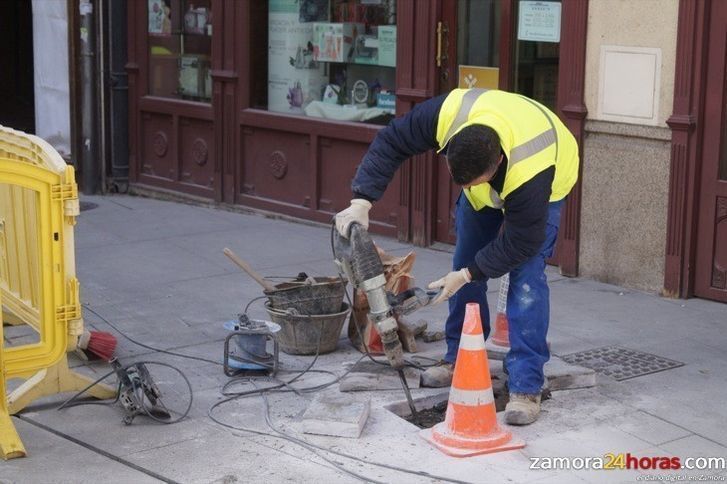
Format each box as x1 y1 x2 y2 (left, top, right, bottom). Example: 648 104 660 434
0 126 114 459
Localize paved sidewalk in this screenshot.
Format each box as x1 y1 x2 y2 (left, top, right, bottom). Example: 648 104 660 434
4 194 727 484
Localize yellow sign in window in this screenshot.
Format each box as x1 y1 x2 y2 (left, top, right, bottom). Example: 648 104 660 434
458 65 500 90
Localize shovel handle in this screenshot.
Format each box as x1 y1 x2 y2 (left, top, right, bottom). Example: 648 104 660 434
223 248 277 292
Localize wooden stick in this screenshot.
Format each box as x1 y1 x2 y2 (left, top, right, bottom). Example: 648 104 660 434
223 248 277 292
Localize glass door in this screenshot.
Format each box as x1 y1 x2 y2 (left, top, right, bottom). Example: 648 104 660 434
512 0 561 110
435 0 506 244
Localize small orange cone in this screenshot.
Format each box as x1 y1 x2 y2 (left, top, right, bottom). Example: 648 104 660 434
490 274 510 347
421 302 525 457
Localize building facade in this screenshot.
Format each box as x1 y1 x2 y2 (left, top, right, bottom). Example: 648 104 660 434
124 0 727 303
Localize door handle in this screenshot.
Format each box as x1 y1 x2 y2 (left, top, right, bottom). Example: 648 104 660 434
436 21 449 67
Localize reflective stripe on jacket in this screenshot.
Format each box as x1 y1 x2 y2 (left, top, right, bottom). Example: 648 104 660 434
435 89 579 211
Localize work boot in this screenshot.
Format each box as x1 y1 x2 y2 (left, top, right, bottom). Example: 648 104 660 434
420 361 454 388
504 393 541 425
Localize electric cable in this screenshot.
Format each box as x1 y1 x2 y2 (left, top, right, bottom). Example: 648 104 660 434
206 231 472 484
77 298 467 482
72 232 462 482
208 375 473 484
83 304 224 366
86 302 329 373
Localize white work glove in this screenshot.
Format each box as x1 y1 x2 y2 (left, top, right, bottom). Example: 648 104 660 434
428 268 472 305
335 199 372 237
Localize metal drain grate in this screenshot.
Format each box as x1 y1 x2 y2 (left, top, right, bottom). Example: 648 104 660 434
561 346 684 381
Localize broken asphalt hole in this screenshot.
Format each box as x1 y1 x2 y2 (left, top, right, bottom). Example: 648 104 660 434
386 386 511 430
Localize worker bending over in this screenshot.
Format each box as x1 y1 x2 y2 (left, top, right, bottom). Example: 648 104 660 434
335 88 579 425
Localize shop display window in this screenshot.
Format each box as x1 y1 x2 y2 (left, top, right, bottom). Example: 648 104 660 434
261 0 397 125
147 0 212 103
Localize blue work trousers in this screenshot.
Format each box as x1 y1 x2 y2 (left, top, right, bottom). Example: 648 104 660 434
443 194 563 395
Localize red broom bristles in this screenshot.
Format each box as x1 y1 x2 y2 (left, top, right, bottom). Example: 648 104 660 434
78 330 117 361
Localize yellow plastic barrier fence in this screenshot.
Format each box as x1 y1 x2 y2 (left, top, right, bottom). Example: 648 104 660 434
0 125 114 459
0 293 25 458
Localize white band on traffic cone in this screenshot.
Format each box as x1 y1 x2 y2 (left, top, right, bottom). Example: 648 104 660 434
448 387 495 406
458 333 486 351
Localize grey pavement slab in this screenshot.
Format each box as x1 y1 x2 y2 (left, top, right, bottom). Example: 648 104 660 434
8 194 727 483
300 391 370 438
611 411 692 446
4 418 162 484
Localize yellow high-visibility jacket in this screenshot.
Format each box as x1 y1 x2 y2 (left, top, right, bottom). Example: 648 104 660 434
435 89 579 211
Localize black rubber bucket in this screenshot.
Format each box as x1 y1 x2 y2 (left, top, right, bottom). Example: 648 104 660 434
264 276 346 315
264 302 350 355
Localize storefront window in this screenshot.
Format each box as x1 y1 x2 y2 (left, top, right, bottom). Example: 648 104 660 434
513 0 560 110
262 0 397 125
147 0 212 103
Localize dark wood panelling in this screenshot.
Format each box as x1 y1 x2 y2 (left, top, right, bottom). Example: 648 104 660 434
319 137 400 236
693 0 727 302
555 0 589 277
240 127 311 206
179 118 215 192
138 97 214 120
140 112 175 181
239 110 380 143
664 0 710 297
395 0 440 245
498 0 515 89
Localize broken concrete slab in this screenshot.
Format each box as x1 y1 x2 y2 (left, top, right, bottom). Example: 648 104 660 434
422 329 445 343
339 360 420 392
400 317 427 336
397 320 418 353
300 392 370 438
545 356 596 391
485 355 594 392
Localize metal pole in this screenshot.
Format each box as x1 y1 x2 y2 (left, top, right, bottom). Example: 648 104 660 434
79 0 99 194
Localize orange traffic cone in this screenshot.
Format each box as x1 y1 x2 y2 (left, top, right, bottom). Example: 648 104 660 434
421 302 525 457
490 274 510 347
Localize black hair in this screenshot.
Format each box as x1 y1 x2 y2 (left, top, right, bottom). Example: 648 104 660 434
445 125 501 185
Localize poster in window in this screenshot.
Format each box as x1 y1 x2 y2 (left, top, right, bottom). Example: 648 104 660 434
517 1 561 43
268 0 328 113
299 0 329 23
148 0 172 36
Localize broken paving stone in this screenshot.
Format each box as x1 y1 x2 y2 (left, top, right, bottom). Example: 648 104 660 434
397 319 418 353
300 392 370 438
339 360 420 392
545 356 596 391
400 318 427 336
421 329 445 343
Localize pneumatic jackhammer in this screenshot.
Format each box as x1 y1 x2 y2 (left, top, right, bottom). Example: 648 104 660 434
333 222 438 417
